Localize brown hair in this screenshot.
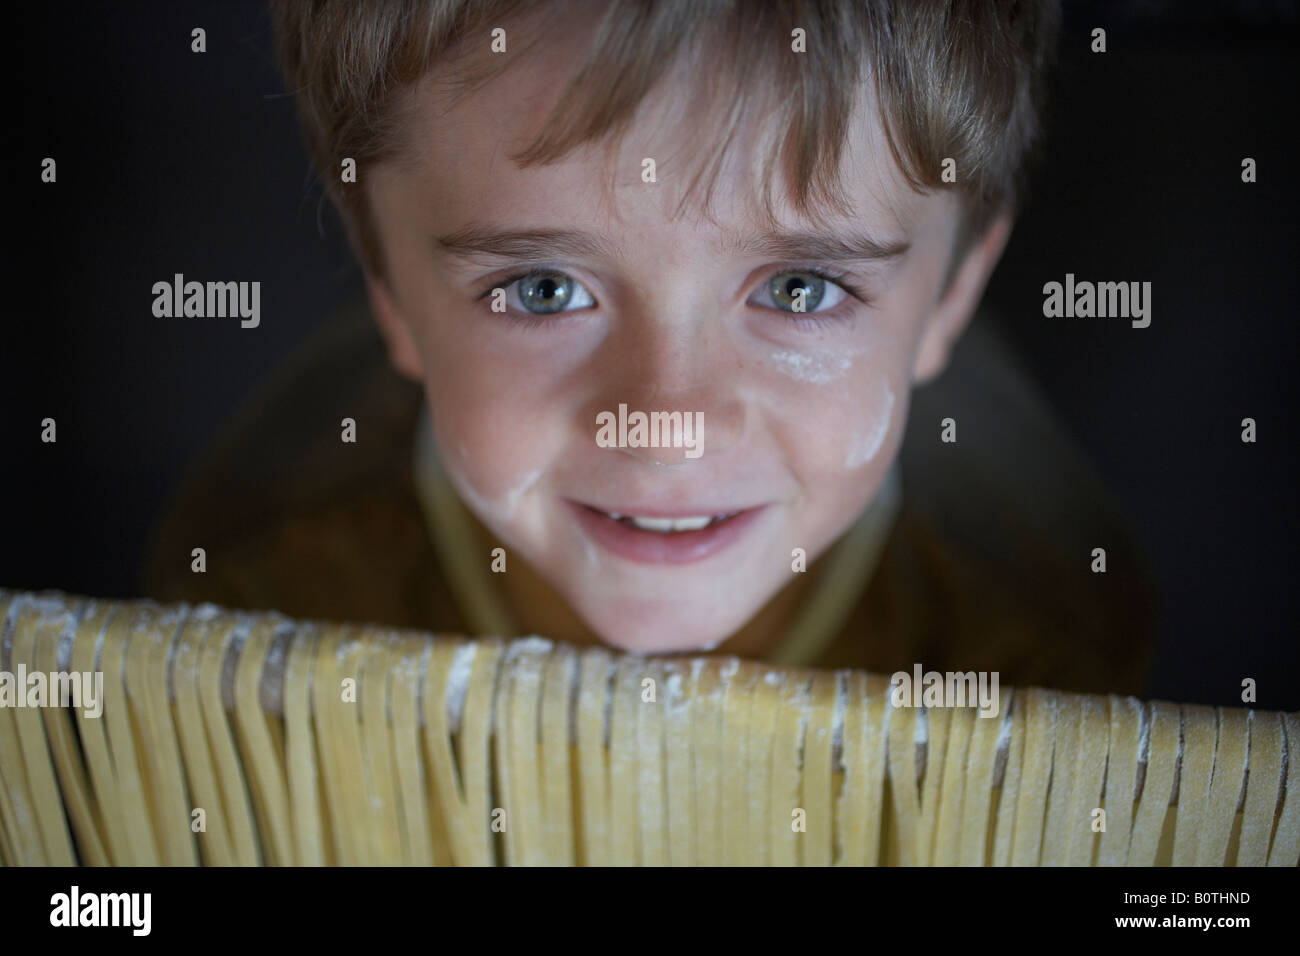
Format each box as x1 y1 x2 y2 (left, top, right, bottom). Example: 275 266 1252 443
270 0 1060 285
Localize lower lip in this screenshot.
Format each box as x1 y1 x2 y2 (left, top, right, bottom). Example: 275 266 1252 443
566 501 767 565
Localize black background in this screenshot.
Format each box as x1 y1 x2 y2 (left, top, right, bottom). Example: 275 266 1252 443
0 863 1285 938
7 1 1297 709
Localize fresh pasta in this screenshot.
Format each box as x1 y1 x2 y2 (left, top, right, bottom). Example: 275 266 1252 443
0 589 1295 866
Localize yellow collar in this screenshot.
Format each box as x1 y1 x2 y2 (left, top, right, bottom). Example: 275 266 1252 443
412 406 900 666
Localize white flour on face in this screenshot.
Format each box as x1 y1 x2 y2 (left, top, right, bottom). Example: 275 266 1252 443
844 384 895 469
450 463 542 523
768 349 855 385
500 468 542 519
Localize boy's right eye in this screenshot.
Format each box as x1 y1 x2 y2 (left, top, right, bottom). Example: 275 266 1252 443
488 270 597 315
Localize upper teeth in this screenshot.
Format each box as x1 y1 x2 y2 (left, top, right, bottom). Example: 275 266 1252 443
607 513 734 532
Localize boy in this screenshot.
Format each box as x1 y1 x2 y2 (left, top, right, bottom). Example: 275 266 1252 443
148 0 1154 696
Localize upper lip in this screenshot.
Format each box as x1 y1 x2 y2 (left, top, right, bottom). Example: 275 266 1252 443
568 500 760 518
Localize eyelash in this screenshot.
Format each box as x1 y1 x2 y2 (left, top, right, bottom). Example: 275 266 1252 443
474 265 870 330
775 265 867 330
473 268 579 331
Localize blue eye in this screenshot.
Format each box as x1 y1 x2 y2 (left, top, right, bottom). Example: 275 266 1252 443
492 270 596 315
757 270 849 313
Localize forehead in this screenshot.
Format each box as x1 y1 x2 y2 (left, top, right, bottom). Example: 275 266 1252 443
381 23 934 245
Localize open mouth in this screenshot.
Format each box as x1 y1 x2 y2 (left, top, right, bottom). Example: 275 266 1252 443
600 511 740 533
566 501 765 565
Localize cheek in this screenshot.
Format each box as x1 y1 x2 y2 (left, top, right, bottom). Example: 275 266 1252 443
843 379 897 470
766 347 855 385
428 395 545 523
755 343 903 484
786 375 898 491
419 335 556 519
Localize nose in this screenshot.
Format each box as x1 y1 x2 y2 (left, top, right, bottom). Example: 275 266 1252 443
584 315 746 466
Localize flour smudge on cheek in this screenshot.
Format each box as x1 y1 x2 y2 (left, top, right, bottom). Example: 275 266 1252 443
768 349 856 385
500 467 543 519
844 384 895 469
444 453 544 524
468 467 542 522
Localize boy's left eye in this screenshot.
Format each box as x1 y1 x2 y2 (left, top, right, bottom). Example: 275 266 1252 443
749 270 849 314
501 271 597 315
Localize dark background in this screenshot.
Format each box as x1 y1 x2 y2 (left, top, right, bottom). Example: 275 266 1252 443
7 1 1297 709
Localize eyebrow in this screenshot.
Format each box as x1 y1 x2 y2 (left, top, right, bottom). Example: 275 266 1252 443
723 229 911 264
435 227 617 264
434 225 910 265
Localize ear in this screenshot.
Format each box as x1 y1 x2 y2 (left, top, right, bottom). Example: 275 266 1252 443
365 271 425 383
911 210 1014 384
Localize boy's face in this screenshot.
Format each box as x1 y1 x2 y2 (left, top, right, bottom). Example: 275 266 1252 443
366 36 1008 654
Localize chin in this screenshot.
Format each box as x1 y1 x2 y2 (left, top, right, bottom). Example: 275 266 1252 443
574 596 755 656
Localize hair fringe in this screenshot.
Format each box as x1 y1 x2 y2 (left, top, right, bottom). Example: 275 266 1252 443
269 0 1061 282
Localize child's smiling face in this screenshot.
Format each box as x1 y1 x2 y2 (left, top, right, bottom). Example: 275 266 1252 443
364 32 1010 654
